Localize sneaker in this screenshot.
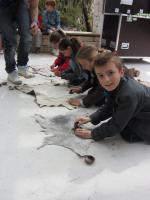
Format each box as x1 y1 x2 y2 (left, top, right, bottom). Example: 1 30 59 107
18 66 35 78
7 70 22 85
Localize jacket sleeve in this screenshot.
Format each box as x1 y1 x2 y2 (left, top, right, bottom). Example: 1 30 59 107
90 98 113 125
80 79 92 93
82 88 104 108
61 68 73 80
55 11 60 29
79 71 92 93
42 11 51 30
58 58 70 72
54 53 64 66
91 94 138 141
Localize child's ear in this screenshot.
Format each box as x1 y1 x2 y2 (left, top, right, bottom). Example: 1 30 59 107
120 67 125 77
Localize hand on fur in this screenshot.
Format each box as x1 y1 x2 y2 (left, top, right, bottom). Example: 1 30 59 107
75 128 92 139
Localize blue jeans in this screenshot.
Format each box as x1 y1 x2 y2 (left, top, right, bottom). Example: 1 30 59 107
0 0 32 73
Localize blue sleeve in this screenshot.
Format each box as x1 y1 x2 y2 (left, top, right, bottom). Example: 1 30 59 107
42 11 51 30
55 11 60 29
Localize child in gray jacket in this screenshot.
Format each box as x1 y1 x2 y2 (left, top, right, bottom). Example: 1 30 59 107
74 52 150 143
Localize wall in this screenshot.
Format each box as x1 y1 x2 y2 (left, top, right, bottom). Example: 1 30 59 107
33 31 100 53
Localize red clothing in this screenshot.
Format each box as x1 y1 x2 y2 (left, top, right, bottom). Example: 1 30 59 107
54 52 70 72
38 15 43 29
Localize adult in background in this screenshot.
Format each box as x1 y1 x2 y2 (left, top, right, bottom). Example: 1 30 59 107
0 0 39 85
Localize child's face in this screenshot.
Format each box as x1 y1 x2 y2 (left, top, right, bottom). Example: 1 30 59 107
52 42 59 50
45 4 54 12
78 59 94 71
60 47 72 57
95 61 124 91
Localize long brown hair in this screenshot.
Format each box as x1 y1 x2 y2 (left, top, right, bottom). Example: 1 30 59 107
76 45 97 61
76 45 111 61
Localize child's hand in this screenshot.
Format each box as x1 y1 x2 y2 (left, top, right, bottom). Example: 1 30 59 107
75 128 92 139
68 98 81 106
75 116 91 125
69 86 81 94
50 64 55 70
51 67 58 73
54 70 61 77
48 29 53 34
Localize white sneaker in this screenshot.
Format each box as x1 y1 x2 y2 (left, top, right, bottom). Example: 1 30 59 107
18 66 35 78
7 70 22 85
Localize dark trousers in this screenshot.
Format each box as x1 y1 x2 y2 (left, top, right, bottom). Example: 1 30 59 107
0 0 32 73
120 126 143 143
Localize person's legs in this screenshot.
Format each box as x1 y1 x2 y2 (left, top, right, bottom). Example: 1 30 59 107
120 126 143 143
0 8 17 73
0 6 22 84
17 0 31 66
17 0 34 78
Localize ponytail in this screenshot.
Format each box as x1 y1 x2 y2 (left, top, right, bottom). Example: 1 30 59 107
70 37 81 55
59 37 81 55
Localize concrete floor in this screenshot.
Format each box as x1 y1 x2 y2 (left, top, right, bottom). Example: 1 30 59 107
0 54 150 200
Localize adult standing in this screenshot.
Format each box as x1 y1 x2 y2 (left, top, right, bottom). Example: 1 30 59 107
0 0 39 84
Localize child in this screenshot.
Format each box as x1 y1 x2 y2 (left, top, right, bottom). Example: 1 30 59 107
58 38 86 85
42 0 61 34
49 31 69 76
69 46 140 108
42 0 64 55
68 46 108 108
74 52 150 143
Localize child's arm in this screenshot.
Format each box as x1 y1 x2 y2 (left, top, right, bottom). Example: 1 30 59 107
42 11 51 31
89 99 113 125
58 57 70 72
79 71 96 93
91 94 138 141
80 78 92 93
82 88 104 108
54 53 64 66
55 11 61 29
61 68 73 80
50 53 65 70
